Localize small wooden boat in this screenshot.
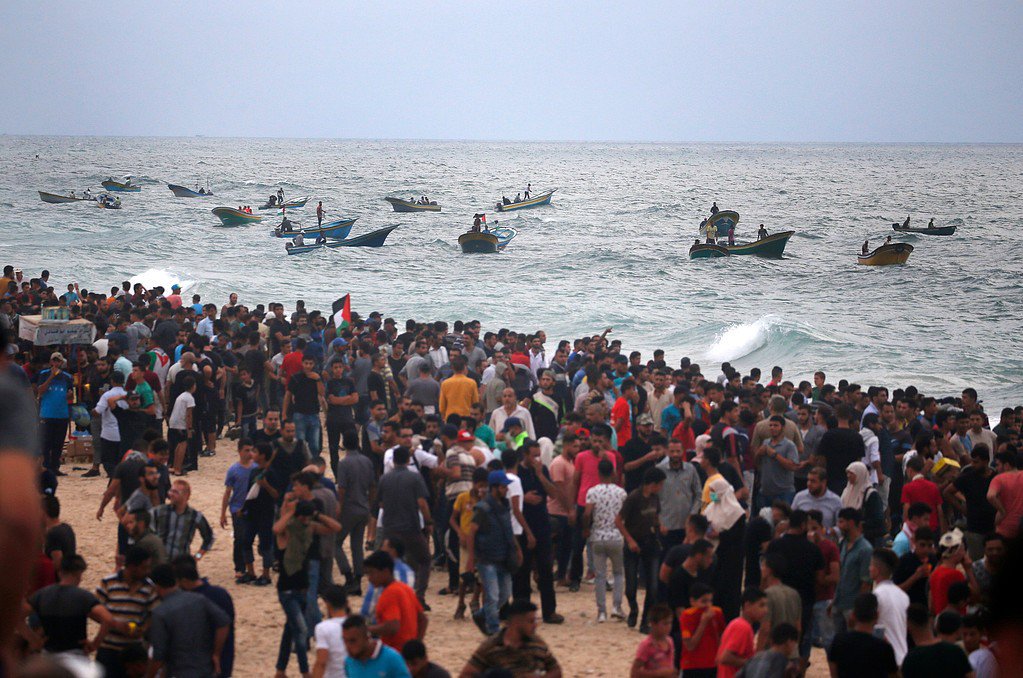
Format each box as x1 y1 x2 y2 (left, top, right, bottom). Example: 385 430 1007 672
168 183 213 198
495 189 556 212
704 210 740 234
327 225 399 248
258 196 309 210
892 224 956 236
101 179 141 192
724 230 795 257
858 242 913 266
459 231 500 253
491 227 518 250
273 218 357 239
96 194 122 209
385 197 441 212
38 191 96 204
211 207 263 227
285 225 400 254
689 243 730 259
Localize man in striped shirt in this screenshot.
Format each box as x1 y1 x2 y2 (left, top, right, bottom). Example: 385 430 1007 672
151 479 215 560
95 546 158 677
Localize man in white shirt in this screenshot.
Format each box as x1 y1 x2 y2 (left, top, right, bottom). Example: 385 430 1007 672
860 414 883 486
196 304 216 339
383 426 438 475
489 388 536 441
93 370 128 475
869 548 909 663
312 584 349 678
528 336 547 377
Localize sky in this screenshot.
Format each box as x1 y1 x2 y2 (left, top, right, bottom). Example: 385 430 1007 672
1 1 1021 142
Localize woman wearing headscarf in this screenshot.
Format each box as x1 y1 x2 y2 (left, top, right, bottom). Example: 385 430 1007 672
703 476 747 620
841 461 886 544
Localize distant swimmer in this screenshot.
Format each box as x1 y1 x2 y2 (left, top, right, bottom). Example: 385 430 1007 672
862 240 870 255
903 216 911 228
928 218 935 229
758 224 769 240
710 202 719 215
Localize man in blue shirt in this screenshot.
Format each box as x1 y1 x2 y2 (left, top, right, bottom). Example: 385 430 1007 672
342 614 410 677
833 507 873 636
35 352 73 474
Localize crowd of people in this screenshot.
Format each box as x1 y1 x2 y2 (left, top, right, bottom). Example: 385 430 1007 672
2 264 1023 677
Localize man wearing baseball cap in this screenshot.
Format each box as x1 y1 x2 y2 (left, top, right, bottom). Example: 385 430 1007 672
467 470 521 635
34 352 74 474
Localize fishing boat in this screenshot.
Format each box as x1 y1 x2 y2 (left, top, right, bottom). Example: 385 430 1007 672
273 218 357 239
327 225 399 248
703 210 740 234
385 197 441 212
491 227 518 250
258 196 309 210
168 183 214 198
689 243 730 259
459 231 500 253
892 224 956 236
495 189 556 212
96 194 122 209
101 178 141 192
724 231 795 257
285 225 399 254
211 207 263 227
858 242 913 266
38 191 96 204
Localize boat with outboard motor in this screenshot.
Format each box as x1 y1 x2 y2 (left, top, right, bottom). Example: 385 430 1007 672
168 183 214 198
285 225 399 254
259 196 309 210
212 207 263 226
495 189 556 212
724 230 794 257
385 197 441 212
459 231 499 253
689 242 730 259
96 194 121 209
892 224 956 236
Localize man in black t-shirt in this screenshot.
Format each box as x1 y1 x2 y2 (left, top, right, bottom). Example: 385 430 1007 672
893 527 937 608
325 360 359 473
233 368 261 438
827 592 898 678
619 416 658 493
619 466 665 630
765 509 824 657
29 555 124 654
284 355 325 456
949 444 996 558
816 405 865 495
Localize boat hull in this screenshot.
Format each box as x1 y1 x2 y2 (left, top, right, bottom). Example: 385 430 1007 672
259 196 309 210
459 231 499 253
495 190 556 212
491 227 518 250
858 243 914 266
689 243 730 259
168 183 211 198
892 225 956 236
705 210 740 234
724 231 794 257
328 225 399 248
101 180 141 192
385 197 441 212
211 207 263 226
273 219 357 239
38 191 94 204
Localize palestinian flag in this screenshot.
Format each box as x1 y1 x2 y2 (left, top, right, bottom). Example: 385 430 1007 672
332 294 351 329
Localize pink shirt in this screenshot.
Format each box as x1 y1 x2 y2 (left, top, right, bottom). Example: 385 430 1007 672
574 450 617 506
634 635 675 673
547 455 573 517
991 471 1023 538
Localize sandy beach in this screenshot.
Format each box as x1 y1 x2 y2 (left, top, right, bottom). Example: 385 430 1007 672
60 436 828 676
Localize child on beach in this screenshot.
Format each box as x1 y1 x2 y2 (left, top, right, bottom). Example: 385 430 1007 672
680 582 726 678
717 588 768 678
630 603 676 678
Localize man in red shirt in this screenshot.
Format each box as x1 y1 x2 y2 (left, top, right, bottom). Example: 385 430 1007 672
612 379 639 448
569 423 619 590
716 588 768 678
364 550 426 651
988 451 1023 538
901 455 945 533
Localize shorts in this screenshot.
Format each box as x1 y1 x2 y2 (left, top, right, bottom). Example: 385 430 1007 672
168 428 187 450
460 545 472 575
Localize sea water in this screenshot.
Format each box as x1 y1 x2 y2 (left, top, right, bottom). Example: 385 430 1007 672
1 137 1021 409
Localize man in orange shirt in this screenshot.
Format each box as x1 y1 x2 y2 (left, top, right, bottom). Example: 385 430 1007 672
439 356 479 421
364 550 427 651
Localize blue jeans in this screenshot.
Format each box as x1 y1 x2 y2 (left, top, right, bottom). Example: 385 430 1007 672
757 490 795 512
305 560 322 638
240 415 257 439
812 599 835 650
475 562 512 634
276 590 309 673
292 412 322 455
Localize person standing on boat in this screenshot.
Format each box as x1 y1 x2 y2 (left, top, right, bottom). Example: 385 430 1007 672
862 240 870 255
316 202 324 227
278 188 285 205
706 221 718 245
472 214 482 233
927 218 935 229
758 224 769 240
728 225 736 246
524 184 532 199
903 215 910 228
710 202 719 215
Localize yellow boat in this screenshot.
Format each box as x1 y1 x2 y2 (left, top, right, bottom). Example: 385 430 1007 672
858 242 913 266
